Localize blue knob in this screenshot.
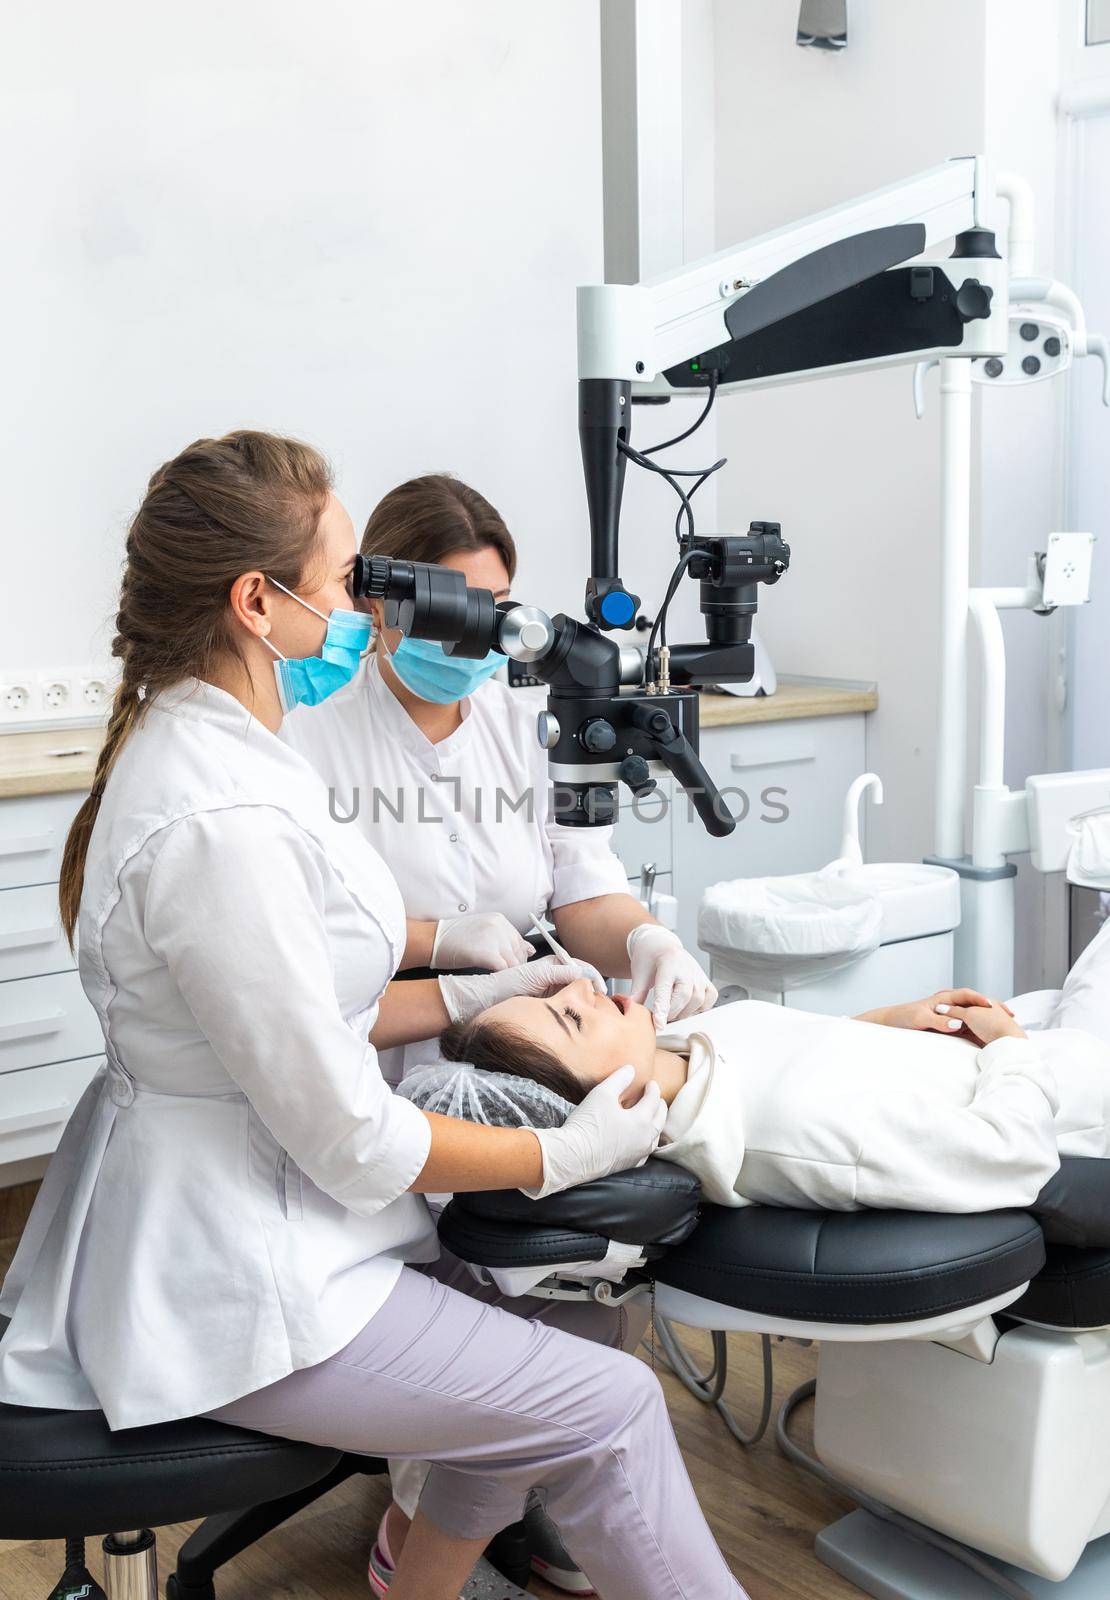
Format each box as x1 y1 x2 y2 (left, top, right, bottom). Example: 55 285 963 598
600 590 636 626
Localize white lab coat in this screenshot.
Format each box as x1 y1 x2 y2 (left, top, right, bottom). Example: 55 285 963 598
282 653 629 1081
654 1001 1110 1212
0 681 438 1430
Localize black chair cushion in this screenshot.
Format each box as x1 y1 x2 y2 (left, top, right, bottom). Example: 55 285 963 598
1008 1243 1110 1329
0 1401 347 1540
653 1205 1046 1324
1033 1157 1110 1248
439 1159 702 1268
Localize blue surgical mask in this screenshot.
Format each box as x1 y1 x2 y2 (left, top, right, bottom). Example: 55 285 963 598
263 577 373 715
386 633 503 705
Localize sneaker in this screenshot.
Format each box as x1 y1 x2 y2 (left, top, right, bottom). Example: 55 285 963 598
367 1510 532 1599
523 1501 596 1596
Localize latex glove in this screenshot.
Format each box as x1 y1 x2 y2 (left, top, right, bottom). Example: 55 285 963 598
431 911 533 972
523 1065 667 1199
627 924 718 1028
439 955 606 1025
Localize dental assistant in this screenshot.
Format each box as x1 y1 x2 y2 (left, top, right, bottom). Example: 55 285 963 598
282 472 716 1086
0 432 747 1600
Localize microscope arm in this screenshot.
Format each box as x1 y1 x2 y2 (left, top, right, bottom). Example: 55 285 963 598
578 157 998 391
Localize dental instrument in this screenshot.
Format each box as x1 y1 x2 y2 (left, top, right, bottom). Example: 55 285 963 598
529 915 575 968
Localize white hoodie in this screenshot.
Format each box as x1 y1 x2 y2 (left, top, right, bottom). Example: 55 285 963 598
653 1001 1110 1213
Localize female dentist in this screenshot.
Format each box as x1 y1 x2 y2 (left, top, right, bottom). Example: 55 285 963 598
282 472 716 1095
0 433 746 1600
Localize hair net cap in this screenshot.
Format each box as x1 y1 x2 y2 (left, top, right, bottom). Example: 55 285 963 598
398 1063 573 1130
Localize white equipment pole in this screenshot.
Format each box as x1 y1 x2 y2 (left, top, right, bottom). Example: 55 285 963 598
933 357 973 861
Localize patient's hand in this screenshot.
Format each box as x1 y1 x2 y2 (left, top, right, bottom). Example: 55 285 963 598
857 988 1017 1041
935 996 1027 1046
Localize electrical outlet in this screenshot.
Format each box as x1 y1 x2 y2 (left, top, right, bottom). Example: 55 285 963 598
0 666 112 734
40 678 72 713
81 676 111 712
35 671 78 721
0 676 38 724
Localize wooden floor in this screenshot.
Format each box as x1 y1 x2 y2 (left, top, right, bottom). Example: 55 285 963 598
0 1206 861 1600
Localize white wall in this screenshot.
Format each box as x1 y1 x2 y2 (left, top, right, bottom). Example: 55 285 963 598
2 0 701 677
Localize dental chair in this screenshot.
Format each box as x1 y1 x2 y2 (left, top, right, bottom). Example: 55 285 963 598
3 1163 1105 1600
440 1155 1110 1600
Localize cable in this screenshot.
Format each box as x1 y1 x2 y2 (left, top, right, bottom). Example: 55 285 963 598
645 546 697 686
776 1382 1036 1600
648 1319 775 1449
618 440 726 544
641 371 720 456
618 370 725 680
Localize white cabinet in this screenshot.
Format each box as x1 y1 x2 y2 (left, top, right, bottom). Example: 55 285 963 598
673 713 868 965
0 788 101 1186
0 792 86 891
0 1056 104 1171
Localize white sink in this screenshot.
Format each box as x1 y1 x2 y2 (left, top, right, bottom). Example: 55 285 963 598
835 862 961 944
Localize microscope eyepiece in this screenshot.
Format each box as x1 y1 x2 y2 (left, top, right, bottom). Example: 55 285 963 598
349 553 505 660
351 553 403 600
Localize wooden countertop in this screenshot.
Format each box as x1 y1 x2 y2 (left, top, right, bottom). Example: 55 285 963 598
0 677 877 800
0 728 107 800
698 675 878 728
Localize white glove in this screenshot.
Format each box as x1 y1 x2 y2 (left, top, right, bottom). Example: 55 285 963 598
523 1065 667 1199
431 911 533 972
627 924 718 1028
439 954 606 1025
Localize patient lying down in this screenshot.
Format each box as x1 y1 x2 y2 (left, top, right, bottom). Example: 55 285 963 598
420 967 1110 1213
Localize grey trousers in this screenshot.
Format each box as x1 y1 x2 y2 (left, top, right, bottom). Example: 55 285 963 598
388 1250 649 1519
209 1251 746 1600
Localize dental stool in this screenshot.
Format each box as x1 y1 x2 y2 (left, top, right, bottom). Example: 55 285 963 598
0 1310 363 1599
444 1156 1110 1599
0 1164 699 1600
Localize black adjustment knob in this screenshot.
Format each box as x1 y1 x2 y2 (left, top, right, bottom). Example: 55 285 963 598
585 787 616 825
618 755 656 796
954 280 994 323
984 357 1004 378
1022 355 1041 376
580 718 617 754
1044 335 1062 357
1020 321 1040 342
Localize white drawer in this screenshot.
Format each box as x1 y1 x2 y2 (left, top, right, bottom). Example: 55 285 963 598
0 1055 104 1170
0 792 88 891
0 970 102 1075
0 883 74 981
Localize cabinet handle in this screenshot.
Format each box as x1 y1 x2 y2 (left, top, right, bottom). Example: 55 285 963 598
0 1102 69 1137
0 1010 64 1043
0 926 59 952
729 746 815 771
0 832 55 859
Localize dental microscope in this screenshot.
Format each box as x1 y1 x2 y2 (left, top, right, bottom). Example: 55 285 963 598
352 157 1014 840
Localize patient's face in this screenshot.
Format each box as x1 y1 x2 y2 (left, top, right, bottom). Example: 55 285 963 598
484 977 659 1097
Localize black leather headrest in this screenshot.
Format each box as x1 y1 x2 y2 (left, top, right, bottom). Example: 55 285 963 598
441 1159 701 1266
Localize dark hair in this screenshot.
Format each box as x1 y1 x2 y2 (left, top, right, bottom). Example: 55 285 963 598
361 473 517 581
440 1016 586 1106
58 430 332 944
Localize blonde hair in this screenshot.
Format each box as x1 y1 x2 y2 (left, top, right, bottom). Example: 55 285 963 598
59 430 332 944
